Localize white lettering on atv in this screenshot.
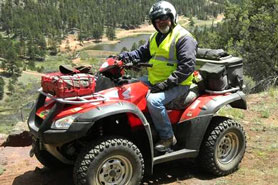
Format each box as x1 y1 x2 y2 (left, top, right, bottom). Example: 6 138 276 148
122 87 132 99
190 99 201 109
104 90 119 99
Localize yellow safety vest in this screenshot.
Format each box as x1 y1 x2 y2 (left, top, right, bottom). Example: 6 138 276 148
148 24 194 85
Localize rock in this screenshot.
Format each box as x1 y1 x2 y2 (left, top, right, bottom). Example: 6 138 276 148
1 121 32 147
0 133 8 146
1 130 32 147
11 121 29 133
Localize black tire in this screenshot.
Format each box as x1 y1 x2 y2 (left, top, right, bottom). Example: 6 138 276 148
74 137 144 185
198 116 246 176
33 140 67 169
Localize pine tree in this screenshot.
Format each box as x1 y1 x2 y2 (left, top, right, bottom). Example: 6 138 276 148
106 26 116 41
131 42 138 51
121 47 129 52
7 79 15 95
91 23 104 41
0 77 4 100
138 39 146 46
0 0 243 74
5 47 18 77
189 16 195 27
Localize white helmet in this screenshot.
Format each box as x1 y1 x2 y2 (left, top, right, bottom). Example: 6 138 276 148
149 1 178 25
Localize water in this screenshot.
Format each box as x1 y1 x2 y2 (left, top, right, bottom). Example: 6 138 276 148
92 34 151 53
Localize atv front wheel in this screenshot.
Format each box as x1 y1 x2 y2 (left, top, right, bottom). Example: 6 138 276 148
74 137 144 185
199 116 246 176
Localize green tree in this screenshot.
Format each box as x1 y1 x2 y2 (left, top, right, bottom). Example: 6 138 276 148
0 0 243 72
189 16 195 27
7 79 15 95
48 38 58 55
106 26 116 41
0 77 5 100
195 0 278 87
131 42 138 51
5 47 19 77
138 39 146 46
91 23 104 41
121 47 129 52
223 0 278 83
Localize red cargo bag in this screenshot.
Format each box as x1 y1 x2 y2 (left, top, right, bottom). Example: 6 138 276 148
41 72 96 98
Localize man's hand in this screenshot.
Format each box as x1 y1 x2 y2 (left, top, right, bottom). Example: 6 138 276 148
150 82 168 93
117 54 129 64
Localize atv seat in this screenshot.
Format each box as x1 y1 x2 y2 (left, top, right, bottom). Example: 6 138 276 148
165 84 199 110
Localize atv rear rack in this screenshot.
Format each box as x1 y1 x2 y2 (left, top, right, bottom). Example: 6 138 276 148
205 87 240 94
38 88 106 104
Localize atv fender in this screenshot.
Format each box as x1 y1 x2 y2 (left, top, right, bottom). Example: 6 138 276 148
200 91 247 116
175 91 247 151
76 101 154 167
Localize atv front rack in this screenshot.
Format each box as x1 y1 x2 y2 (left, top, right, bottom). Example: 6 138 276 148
38 88 106 104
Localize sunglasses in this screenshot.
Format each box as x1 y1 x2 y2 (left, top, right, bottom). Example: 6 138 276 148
154 15 170 23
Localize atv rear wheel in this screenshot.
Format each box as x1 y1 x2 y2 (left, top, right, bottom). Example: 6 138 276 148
199 116 246 176
74 137 144 185
33 140 67 169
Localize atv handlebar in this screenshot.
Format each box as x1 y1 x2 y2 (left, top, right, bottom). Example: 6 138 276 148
122 61 153 69
136 63 153 67
100 57 153 79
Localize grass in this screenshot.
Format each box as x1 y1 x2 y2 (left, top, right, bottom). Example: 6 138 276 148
179 15 222 29
248 88 278 120
268 143 278 151
80 50 117 58
272 167 278 174
35 52 106 74
18 72 40 85
268 87 278 98
217 106 245 120
249 103 271 119
0 165 5 176
35 54 73 73
214 179 229 185
260 110 270 118
256 150 268 158
0 60 49 134
0 76 9 102
0 123 14 134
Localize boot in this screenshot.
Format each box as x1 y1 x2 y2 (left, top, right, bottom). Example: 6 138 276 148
155 135 177 152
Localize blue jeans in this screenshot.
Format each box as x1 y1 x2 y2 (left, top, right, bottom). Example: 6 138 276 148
140 76 189 140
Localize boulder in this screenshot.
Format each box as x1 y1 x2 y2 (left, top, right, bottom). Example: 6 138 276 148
1 121 32 147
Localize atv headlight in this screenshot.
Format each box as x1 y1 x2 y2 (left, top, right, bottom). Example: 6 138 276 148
51 115 79 129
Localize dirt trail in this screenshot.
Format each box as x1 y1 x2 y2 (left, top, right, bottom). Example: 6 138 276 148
23 71 43 76
0 69 43 76
0 144 240 185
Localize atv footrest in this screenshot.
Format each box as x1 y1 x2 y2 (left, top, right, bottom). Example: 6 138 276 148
153 149 198 165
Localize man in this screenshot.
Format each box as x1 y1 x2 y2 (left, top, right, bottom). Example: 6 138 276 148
119 1 198 152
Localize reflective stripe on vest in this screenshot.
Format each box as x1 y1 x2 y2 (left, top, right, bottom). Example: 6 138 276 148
148 24 194 85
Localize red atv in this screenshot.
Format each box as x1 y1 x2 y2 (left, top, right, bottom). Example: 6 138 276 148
28 54 247 185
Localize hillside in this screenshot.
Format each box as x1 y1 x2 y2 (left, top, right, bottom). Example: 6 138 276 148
0 89 278 185
1 1 278 184
0 14 223 134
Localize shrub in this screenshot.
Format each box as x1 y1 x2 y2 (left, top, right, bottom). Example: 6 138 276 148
243 75 256 94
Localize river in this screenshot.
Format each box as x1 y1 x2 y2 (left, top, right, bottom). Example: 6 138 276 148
92 34 150 52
